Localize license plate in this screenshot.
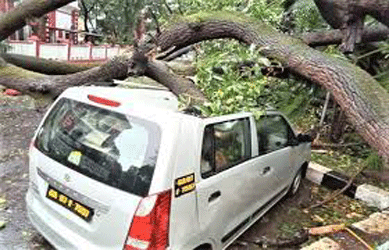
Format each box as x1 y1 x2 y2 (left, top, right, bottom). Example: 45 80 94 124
46 186 94 222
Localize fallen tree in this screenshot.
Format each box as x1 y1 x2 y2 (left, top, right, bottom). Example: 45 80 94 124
1 1 389 162
0 53 101 75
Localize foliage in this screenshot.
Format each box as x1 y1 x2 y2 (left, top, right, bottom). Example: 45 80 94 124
79 0 154 44
194 40 266 116
285 0 328 32
161 0 284 27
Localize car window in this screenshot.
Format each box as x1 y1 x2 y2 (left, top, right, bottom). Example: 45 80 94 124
35 98 161 197
256 115 294 154
201 118 251 178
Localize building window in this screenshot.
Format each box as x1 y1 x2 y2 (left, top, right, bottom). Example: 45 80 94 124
58 30 63 38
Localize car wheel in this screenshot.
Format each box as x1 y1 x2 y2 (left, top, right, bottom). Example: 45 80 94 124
194 245 212 250
287 169 302 197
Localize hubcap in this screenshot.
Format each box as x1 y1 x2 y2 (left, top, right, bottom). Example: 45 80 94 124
292 172 301 194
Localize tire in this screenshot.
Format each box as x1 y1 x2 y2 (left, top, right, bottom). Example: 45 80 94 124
194 244 212 250
287 169 302 197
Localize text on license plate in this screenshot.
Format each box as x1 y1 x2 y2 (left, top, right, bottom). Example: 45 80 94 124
46 186 94 222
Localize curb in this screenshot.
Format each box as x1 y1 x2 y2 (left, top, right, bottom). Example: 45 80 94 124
305 163 389 249
306 162 389 210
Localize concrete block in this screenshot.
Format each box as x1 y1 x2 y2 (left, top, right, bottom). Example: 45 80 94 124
355 184 389 210
352 212 389 234
377 241 389 250
306 162 331 185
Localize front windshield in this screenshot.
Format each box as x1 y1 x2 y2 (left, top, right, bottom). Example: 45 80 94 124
35 98 161 197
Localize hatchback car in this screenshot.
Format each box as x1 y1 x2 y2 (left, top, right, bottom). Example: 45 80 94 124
26 85 311 250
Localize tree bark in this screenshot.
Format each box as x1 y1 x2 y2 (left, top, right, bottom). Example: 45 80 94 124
302 25 389 47
0 56 129 99
313 0 389 52
153 14 389 159
0 0 76 41
1 53 101 74
145 60 206 103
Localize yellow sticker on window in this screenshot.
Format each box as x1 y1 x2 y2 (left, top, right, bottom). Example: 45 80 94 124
68 151 82 166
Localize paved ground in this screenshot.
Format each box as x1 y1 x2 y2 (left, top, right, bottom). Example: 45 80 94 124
0 105 46 250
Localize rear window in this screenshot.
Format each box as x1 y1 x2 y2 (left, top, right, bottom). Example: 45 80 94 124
35 98 161 197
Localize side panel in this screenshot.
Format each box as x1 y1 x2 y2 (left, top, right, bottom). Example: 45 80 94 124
195 158 264 247
168 117 205 249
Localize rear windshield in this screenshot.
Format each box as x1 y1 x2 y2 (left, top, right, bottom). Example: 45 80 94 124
35 98 161 197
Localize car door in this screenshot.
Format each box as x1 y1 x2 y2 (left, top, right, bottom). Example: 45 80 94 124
195 115 258 247
254 114 296 201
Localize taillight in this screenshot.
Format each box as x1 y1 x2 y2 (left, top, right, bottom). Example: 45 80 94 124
124 189 171 250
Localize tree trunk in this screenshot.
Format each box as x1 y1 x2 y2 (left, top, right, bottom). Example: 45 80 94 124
153 14 389 159
0 0 76 41
330 107 347 143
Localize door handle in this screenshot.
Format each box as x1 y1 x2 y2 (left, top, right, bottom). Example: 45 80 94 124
262 166 271 175
208 191 221 202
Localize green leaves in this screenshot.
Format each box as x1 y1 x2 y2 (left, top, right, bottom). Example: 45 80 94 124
194 40 268 116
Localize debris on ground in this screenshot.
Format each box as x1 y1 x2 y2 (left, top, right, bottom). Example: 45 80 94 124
238 229 309 248
4 89 22 96
309 224 345 236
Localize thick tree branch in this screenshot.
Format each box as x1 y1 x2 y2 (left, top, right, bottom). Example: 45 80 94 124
0 53 206 105
0 56 129 99
302 25 389 47
1 53 100 74
0 0 75 41
145 60 206 103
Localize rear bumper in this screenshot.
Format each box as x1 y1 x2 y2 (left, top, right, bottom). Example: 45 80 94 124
26 189 119 250
26 189 78 249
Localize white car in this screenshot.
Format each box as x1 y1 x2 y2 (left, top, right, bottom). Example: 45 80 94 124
26 85 311 250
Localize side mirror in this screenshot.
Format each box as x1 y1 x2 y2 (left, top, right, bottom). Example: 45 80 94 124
288 138 300 147
297 133 313 143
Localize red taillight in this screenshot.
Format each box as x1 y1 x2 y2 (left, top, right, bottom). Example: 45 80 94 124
87 95 121 107
124 189 171 250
